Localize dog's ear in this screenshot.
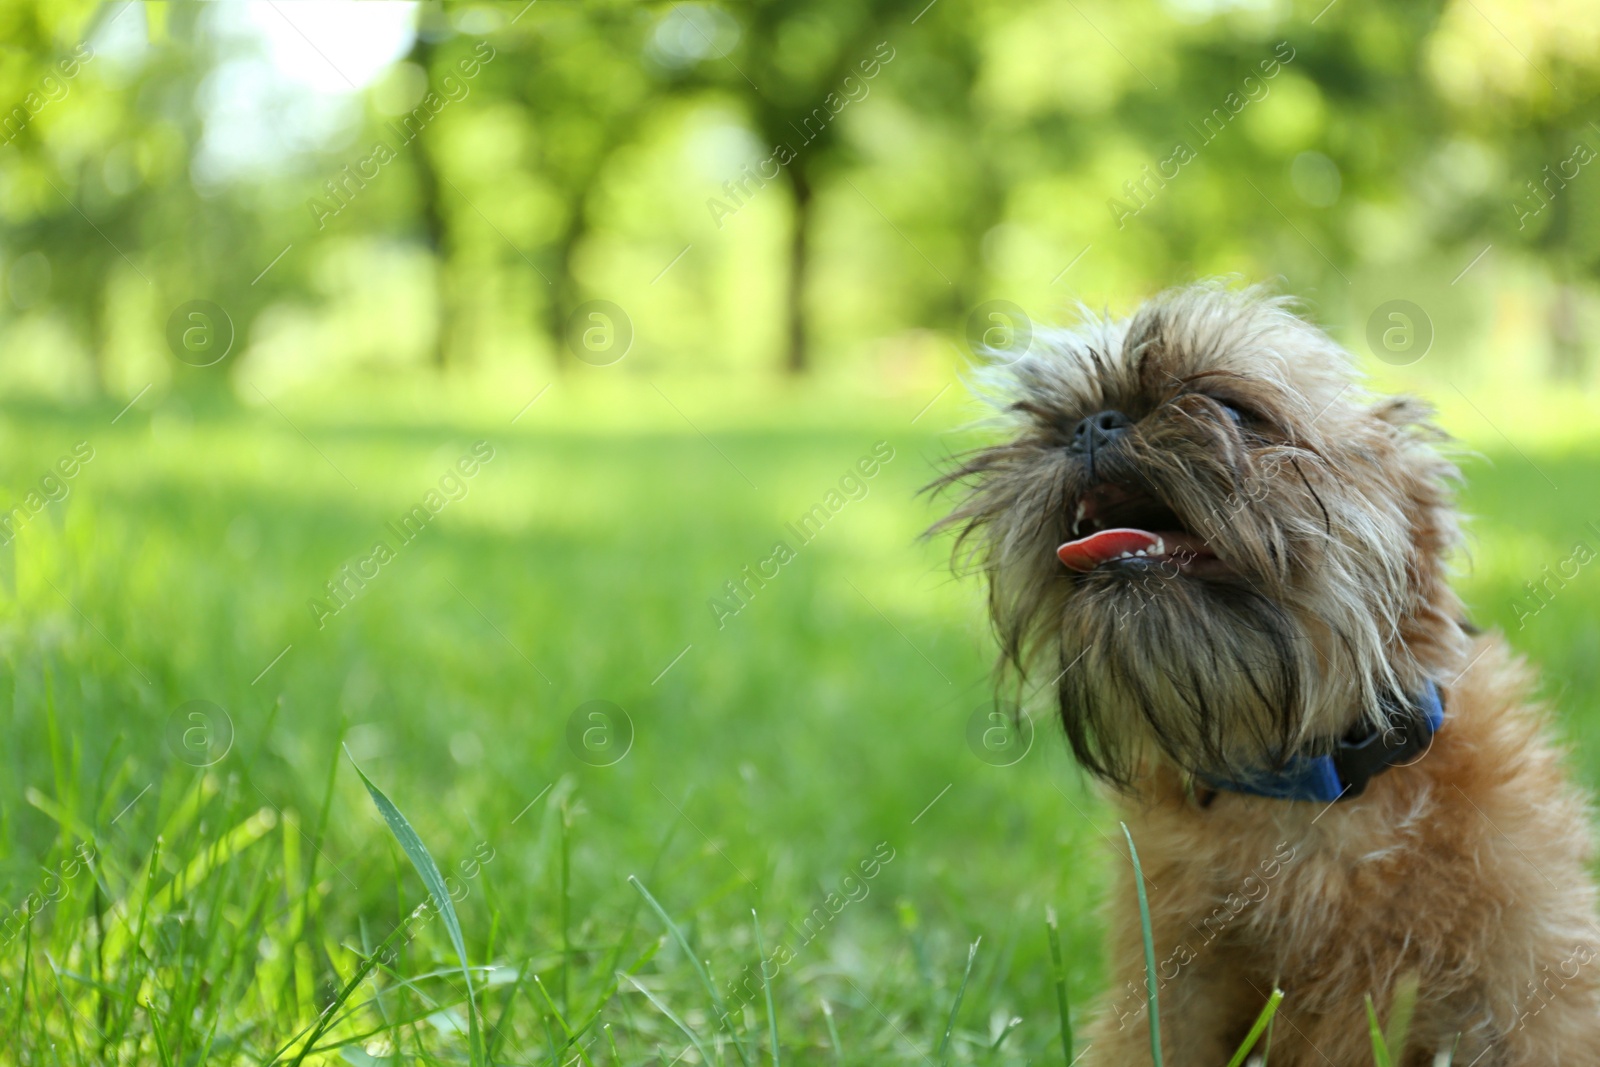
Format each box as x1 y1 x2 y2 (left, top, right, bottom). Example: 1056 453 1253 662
1365 395 1468 677
1365 396 1458 533
1369 395 1445 435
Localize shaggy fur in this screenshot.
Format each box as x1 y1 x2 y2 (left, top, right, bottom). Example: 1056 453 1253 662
933 283 1600 1064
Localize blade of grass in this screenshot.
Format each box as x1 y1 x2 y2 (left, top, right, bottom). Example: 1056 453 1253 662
148 807 277 915
1384 972 1418 1059
751 910 779 1067
578 823 678 1040
1364 994 1392 1067
43 669 70 853
100 779 224 967
560 799 572 1019
22 787 99 858
110 835 163 1039
345 746 482 1067
989 1016 1022 1052
628 874 752 1067
619 972 710 1066
1046 907 1074 1066
304 742 342 902
14 918 32 1056
530 975 596 1067
562 935 665 1056
272 916 421 1066
1120 822 1162 1067
1223 988 1283 1067
541 1009 560 1065
821 999 841 1067
147 1000 175 1067
936 937 980 1066
485 960 532 1063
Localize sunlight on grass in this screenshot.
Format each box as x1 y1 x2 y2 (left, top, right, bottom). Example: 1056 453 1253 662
0 387 1594 1063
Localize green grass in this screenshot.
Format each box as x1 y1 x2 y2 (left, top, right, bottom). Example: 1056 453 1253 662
0 383 1596 1065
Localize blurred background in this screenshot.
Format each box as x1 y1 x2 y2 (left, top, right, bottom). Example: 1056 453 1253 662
4 0 1600 402
2 1 1600 1063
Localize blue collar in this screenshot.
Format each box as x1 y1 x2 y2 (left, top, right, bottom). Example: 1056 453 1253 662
1199 681 1445 804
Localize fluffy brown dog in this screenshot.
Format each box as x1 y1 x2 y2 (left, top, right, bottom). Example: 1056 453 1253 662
934 284 1600 1064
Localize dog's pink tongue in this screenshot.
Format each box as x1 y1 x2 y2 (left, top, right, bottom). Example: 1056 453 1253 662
1057 528 1163 572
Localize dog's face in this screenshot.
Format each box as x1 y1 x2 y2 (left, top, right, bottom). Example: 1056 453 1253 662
935 285 1469 788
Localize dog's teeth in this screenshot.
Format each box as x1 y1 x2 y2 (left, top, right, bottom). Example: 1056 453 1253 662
1072 501 1087 536
1134 549 1147 557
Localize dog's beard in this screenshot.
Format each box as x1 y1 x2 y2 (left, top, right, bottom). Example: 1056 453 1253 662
979 409 1344 783
972 447 1350 790
1003 437 1337 787
1053 560 1316 786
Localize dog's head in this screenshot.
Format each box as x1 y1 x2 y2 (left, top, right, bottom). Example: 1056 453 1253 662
933 283 1470 789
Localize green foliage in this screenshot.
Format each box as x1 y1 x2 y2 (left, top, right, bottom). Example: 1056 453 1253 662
3 0 1599 387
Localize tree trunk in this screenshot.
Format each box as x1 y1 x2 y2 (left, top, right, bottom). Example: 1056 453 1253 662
785 164 812 375
1536 126 1585 381
546 219 579 372
1550 275 1584 381
85 281 107 397
409 37 451 371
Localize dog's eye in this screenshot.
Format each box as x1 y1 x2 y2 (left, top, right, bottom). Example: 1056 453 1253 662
1218 402 1245 426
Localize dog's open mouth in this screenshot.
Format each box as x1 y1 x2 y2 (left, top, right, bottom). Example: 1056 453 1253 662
1057 483 1230 577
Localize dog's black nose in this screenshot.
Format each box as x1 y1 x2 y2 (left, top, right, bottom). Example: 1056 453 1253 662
1069 410 1132 456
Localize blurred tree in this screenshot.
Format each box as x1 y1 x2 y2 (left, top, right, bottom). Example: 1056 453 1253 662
2 0 331 398
3 0 1600 394
876 0 998 335
0 0 137 392
487 3 656 372
1423 0 1600 379
405 29 452 370
666 0 919 374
